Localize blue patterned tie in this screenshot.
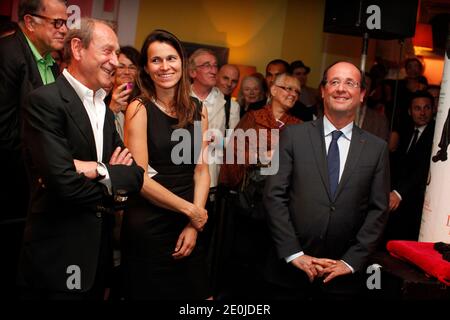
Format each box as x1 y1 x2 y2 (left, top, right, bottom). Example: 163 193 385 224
328 130 343 199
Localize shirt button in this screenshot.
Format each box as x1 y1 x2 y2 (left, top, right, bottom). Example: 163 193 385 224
96 212 102 218
330 206 336 211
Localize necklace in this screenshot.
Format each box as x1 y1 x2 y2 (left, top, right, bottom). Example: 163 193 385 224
152 97 176 116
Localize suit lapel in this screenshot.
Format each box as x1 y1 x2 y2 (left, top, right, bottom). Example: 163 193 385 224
57 76 97 160
16 30 44 89
334 125 365 199
309 119 332 199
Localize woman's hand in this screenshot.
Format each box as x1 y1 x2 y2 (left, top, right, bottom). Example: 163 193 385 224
110 83 132 113
172 223 198 259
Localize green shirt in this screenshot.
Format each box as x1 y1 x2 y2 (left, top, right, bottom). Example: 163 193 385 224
25 35 56 85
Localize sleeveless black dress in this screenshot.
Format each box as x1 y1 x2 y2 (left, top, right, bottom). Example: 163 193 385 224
121 98 210 300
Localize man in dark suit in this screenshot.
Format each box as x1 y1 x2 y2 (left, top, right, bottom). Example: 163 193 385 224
0 0 67 298
263 61 390 299
387 91 435 241
18 18 144 300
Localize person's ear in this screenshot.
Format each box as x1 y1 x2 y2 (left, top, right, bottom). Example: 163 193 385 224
23 15 36 32
70 38 84 62
188 68 196 79
360 88 366 103
270 84 277 97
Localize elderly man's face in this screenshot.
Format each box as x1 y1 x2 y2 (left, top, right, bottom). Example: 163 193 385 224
77 22 119 91
217 65 239 96
190 53 218 89
29 0 68 52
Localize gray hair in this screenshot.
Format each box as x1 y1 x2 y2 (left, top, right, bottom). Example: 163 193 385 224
273 73 299 87
188 48 217 71
237 75 264 108
63 18 113 64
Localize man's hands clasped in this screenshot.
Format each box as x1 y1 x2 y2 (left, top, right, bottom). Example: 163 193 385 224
291 255 351 283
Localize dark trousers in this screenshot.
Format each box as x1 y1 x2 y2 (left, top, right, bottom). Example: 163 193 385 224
0 220 26 300
0 151 28 299
20 217 114 300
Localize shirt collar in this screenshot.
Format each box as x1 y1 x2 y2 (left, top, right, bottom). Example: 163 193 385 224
323 115 353 141
415 124 427 134
62 68 106 102
24 34 54 66
191 85 221 104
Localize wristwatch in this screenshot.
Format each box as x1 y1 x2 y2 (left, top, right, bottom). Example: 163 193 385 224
96 162 107 181
114 189 128 203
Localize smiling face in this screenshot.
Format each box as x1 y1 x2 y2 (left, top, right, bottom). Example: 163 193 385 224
190 52 218 89
217 65 239 96
75 22 119 91
27 0 68 54
271 75 301 110
242 78 263 105
146 41 182 90
321 62 365 121
115 53 138 86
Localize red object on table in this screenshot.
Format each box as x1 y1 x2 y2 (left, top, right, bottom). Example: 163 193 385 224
387 240 450 286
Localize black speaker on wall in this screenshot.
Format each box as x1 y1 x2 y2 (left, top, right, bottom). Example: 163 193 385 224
324 0 419 40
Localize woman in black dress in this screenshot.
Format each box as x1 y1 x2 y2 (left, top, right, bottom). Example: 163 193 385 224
121 30 210 300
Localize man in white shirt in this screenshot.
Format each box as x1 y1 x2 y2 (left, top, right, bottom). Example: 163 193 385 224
19 18 144 300
189 49 239 190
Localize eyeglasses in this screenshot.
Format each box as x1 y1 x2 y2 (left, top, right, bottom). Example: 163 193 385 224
30 13 67 29
326 78 360 89
275 85 301 95
117 64 138 72
196 62 218 71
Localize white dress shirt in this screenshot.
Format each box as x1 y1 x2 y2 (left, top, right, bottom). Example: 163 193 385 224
285 116 354 273
62 69 111 192
191 86 240 188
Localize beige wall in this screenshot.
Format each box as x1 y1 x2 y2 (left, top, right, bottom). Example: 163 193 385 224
134 0 374 88
135 0 289 75
281 0 325 87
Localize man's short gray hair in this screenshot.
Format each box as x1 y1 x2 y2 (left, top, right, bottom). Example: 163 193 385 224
63 18 113 64
188 48 217 71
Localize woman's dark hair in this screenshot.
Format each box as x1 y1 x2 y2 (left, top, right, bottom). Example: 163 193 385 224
119 46 140 67
136 29 195 128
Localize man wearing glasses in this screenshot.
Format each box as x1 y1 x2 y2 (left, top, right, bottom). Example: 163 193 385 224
264 61 390 300
0 0 67 299
188 48 240 265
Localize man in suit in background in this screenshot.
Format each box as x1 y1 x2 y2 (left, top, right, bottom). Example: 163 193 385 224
263 61 390 299
0 0 67 299
387 91 435 241
19 18 144 300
